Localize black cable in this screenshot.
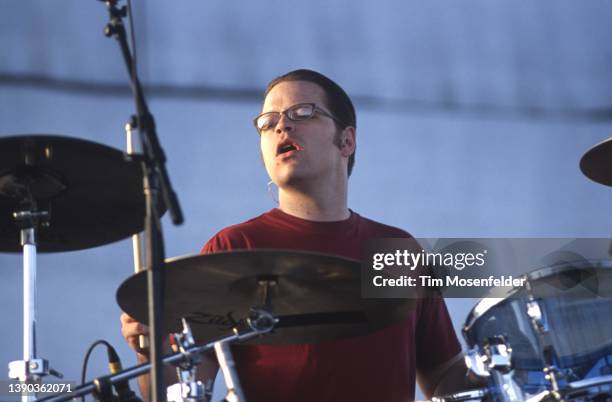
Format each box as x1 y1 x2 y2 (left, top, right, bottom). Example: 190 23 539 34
80 339 114 402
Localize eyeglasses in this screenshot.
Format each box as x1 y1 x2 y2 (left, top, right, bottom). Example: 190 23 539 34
253 103 345 134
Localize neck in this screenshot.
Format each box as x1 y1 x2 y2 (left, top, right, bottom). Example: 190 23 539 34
277 177 350 221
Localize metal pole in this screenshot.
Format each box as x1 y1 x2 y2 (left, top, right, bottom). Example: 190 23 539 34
22 228 37 402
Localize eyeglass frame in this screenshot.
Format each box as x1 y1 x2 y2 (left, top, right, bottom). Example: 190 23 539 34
253 102 347 134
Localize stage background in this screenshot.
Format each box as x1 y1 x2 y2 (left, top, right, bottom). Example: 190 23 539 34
1 1 611 400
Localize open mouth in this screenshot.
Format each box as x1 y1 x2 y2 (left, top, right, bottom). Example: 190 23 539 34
276 142 301 156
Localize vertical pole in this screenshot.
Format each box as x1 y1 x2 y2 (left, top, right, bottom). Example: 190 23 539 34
21 228 37 402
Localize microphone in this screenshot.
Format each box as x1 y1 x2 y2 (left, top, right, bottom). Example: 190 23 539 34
107 345 142 402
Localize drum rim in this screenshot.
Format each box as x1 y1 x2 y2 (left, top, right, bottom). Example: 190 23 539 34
463 258 612 335
526 258 612 281
436 388 488 400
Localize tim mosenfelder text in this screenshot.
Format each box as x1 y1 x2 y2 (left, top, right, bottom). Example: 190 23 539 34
370 249 526 288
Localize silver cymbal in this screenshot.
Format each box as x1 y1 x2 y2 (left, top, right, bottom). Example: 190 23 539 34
117 250 417 344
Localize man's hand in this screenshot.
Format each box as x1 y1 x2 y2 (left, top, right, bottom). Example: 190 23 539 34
120 313 149 356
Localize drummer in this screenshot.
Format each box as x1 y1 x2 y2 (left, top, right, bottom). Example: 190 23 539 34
121 69 470 401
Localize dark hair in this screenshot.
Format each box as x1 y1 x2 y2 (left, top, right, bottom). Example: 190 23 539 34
264 69 357 176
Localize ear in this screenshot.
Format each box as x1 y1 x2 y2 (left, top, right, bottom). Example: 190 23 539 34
339 126 356 158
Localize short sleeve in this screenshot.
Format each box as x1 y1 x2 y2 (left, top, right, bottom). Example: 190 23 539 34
200 226 251 255
200 233 226 254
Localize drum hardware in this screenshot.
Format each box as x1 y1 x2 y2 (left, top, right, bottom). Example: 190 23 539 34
35 310 276 402
214 342 243 402
483 337 513 373
542 366 563 401
126 115 150 352
2 172 65 402
166 310 277 402
256 276 277 311
167 319 206 402
483 337 524 402
523 374 612 402
463 260 612 402
465 349 491 378
525 284 565 400
0 135 159 401
429 388 489 402
525 299 549 333
523 390 553 402
564 374 612 400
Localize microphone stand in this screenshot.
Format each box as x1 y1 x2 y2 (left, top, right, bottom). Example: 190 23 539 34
99 2 184 402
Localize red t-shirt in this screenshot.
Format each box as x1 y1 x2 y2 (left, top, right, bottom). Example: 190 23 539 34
201 208 461 402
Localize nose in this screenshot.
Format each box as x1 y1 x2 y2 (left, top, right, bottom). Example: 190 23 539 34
275 112 294 134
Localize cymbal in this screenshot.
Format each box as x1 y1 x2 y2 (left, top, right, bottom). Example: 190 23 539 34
0 135 148 252
580 137 612 186
117 250 416 345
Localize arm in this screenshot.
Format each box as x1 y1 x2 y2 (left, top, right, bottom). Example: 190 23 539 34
413 295 481 399
416 352 468 398
120 313 219 402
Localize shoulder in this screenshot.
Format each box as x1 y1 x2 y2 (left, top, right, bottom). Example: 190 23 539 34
200 211 272 253
352 211 414 239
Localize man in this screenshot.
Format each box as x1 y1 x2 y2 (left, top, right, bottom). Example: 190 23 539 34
122 69 468 401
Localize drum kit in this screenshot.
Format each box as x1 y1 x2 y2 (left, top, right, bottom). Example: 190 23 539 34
1 136 610 402
425 140 612 402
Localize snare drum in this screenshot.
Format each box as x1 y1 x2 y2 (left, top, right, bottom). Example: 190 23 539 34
463 260 612 401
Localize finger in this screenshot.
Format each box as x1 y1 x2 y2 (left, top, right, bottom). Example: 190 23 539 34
120 313 137 324
121 322 149 340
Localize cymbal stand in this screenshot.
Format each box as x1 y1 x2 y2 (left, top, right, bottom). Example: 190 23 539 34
213 343 242 402
35 309 277 402
214 309 277 402
8 203 62 402
125 116 149 351
166 310 278 402
167 319 206 402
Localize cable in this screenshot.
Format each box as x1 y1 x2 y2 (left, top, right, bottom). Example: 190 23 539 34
80 339 114 402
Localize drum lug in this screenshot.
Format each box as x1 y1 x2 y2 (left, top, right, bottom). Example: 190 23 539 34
465 337 513 378
526 299 549 333
465 348 490 378
484 336 513 373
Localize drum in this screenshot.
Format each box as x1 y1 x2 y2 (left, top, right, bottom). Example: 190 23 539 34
463 260 612 401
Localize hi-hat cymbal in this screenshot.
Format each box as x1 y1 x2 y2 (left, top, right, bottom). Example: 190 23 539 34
117 250 417 345
0 135 149 252
580 137 612 186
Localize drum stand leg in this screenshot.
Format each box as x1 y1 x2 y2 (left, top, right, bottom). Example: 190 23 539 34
8 211 62 402
214 341 245 402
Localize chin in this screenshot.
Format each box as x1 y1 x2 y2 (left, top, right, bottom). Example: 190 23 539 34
272 171 307 188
